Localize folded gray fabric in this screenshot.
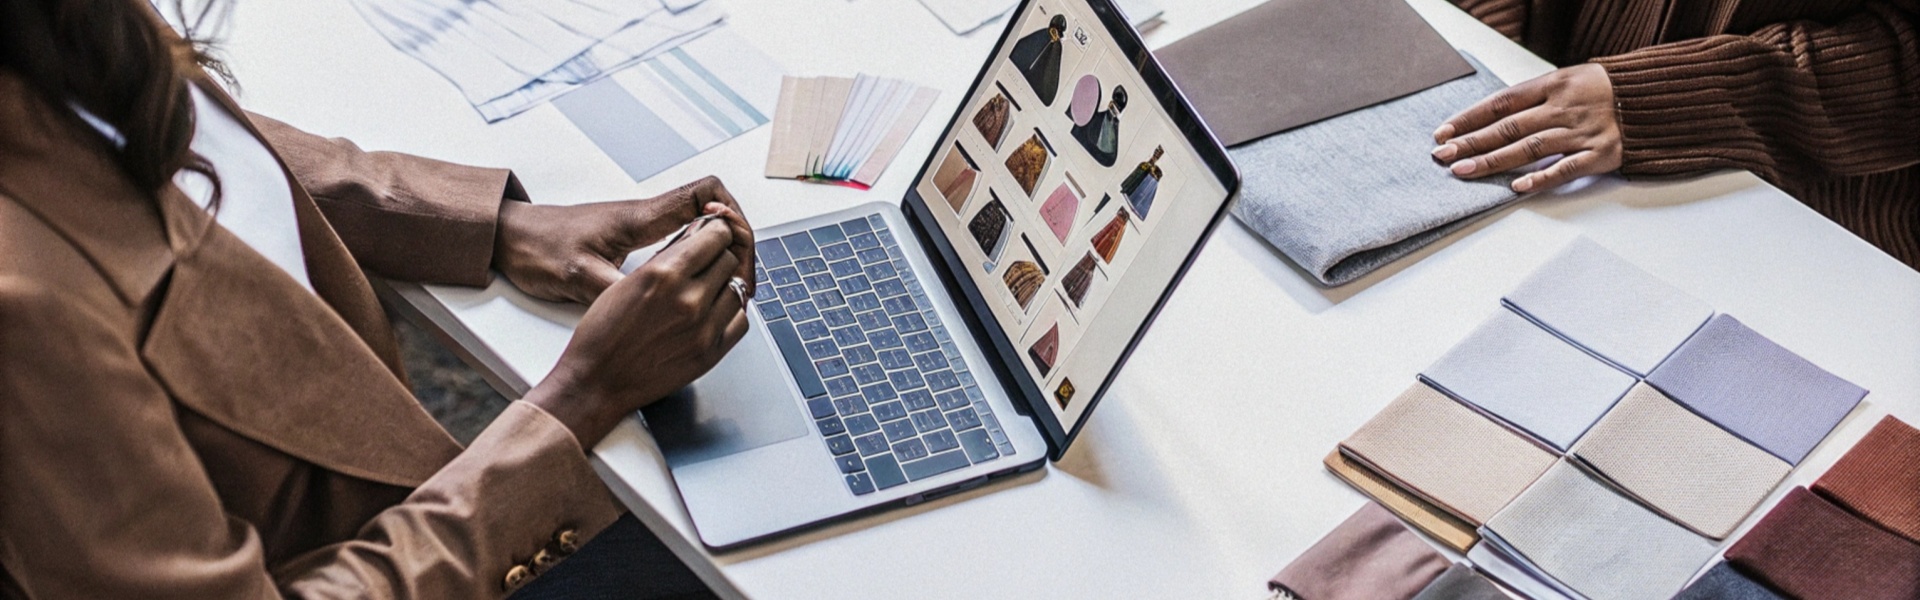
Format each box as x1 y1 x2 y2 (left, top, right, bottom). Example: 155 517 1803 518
1412 564 1514 600
1673 563 1785 600
1229 53 1516 286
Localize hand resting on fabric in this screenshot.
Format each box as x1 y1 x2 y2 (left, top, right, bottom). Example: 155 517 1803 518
1430 63 1622 193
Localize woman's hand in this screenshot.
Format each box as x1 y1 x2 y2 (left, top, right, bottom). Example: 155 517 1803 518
492 176 756 304
1431 63 1623 193
525 214 752 446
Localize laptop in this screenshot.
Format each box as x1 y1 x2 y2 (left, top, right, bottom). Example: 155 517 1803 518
639 0 1241 549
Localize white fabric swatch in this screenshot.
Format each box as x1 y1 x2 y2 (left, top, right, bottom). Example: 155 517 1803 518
1466 541 1583 600
1422 308 1638 450
1484 461 1719 600
1503 238 1713 375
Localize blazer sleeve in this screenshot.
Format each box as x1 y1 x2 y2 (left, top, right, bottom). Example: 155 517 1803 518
1590 0 1920 184
0 281 625 599
245 113 529 287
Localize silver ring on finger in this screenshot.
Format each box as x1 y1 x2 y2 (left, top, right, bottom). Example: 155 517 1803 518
727 276 748 306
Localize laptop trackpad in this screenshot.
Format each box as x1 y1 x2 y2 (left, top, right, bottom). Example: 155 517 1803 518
643 334 810 469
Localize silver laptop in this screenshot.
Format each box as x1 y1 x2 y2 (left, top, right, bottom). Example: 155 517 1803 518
641 0 1241 549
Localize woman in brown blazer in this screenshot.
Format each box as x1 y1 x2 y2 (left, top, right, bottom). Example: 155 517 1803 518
1 1 754 597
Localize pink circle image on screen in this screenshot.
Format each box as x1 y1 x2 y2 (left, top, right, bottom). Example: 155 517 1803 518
1068 74 1100 126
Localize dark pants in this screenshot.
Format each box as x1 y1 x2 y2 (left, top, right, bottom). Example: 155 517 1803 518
512 513 716 600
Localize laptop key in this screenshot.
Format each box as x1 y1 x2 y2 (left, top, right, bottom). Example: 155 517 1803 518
910 409 948 433
756 239 792 267
923 430 960 454
876 227 896 247
806 398 836 419
756 301 786 321
835 454 865 474
851 364 886 385
787 301 820 322
903 450 970 481
866 454 908 490
768 266 800 287
871 401 907 422
826 435 855 456
796 321 829 341
947 407 981 431
795 257 827 275
856 311 889 331
958 429 999 463
848 293 882 313
869 329 902 349
874 279 907 298
905 333 938 354
936 390 969 411
860 382 898 403
831 326 866 347
809 224 848 246
766 318 826 398
833 396 869 417
913 351 949 371
850 232 880 250
844 414 880 436
925 370 959 392
811 290 845 308
882 420 916 442
857 247 889 265
825 376 858 397
855 433 889 457
888 370 926 391
893 313 928 333
754 265 769 285
776 285 809 304
804 338 839 360
892 438 929 462
781 232 820 258
829 259 862 278
842 344 876 366
839 217 872 235
821 243 855 262
822 307 856 328
846 473 875 496
815 357 849 379
803 273 836 292
816 416 845 436
882 295 916 315
879 348 914 370
841 275 872 294
901 389 936 412
864 262 897 281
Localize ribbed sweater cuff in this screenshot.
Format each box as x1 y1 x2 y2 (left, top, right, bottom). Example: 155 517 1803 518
1591 36 1781 177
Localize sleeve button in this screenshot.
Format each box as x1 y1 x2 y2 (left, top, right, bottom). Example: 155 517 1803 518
532 548 560 570
554 528 582 554
503 564 534 591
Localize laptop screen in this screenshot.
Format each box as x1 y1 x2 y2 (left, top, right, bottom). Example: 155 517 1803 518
904 0 1237 455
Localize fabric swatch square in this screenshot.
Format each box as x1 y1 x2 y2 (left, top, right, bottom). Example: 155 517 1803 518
1269 502 1450 600
1725 487 1920 600
1341 383 1557 525
1483 460 1719 600
1421 308 1638 450
1673 563 1785 600
1411 563 1514 600
1323 450 1479 553
1812 415 1920 542
1502 238 1712 375
1571 382 1790 539
1464 541 1579 600
1645 314 1866 465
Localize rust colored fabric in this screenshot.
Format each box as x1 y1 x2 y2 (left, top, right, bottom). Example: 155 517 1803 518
1270 502 1450 600
1813 415 1920 542
1451 0 1920 268
0 64 624 599
1724 487 1920 600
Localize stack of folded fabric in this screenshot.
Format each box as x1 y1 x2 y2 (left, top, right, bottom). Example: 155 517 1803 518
1674 416 1920 600
1326 238 1869 600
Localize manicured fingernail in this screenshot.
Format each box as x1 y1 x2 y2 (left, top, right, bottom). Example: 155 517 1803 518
1513 176 1534 192
1431 144 1456 162
1450 160 1476 176
1433 124 1454 142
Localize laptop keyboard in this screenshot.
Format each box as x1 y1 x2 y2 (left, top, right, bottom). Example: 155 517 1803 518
752 213 1015 496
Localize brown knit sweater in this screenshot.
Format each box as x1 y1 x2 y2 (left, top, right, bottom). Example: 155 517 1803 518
1454 0 1920 267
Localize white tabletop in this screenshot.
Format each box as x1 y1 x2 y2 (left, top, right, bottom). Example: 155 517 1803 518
222 1 1920 598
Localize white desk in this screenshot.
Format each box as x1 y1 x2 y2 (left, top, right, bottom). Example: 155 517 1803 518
223 1 1920 598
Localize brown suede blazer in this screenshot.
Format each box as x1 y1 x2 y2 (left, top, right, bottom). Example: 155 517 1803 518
0 68 624 598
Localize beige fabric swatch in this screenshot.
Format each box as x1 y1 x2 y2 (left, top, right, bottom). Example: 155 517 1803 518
1341 382 1558 525
1572 383 1790 539
1324 450 1479 553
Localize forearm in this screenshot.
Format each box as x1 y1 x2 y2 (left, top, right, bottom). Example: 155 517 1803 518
1591 1 1920 183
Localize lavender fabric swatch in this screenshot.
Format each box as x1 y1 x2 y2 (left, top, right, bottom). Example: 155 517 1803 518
1421 308 1638 450
1411 564 1515 600
1644 314 1866 464
1673 563 1785 600
1502 238 1712 375
1270 502 1450 600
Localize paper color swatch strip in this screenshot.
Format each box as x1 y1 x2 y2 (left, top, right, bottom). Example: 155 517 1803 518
765 74 939 188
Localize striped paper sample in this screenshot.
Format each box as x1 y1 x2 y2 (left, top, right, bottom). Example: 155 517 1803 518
1341 382 1557 525
1421 308 1638 451
1502 237 1712 375
555 30 780 183
1572 382 1789 539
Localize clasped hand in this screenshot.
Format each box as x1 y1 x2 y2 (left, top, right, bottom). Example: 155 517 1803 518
1432 63 1623 192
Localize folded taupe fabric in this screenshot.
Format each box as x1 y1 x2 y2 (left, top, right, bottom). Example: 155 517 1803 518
1340 382 1557 525
1813 415 1920 542
1725 487 1920 600
1421 309 1638 451
1644 314 1866 465
1672 563 1785 600
1483 460 1718 600
1410 564 1514 600
1571 383 1790 539
1228 53 1516 287
1270 502 1450 600
1502 238 1713 375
